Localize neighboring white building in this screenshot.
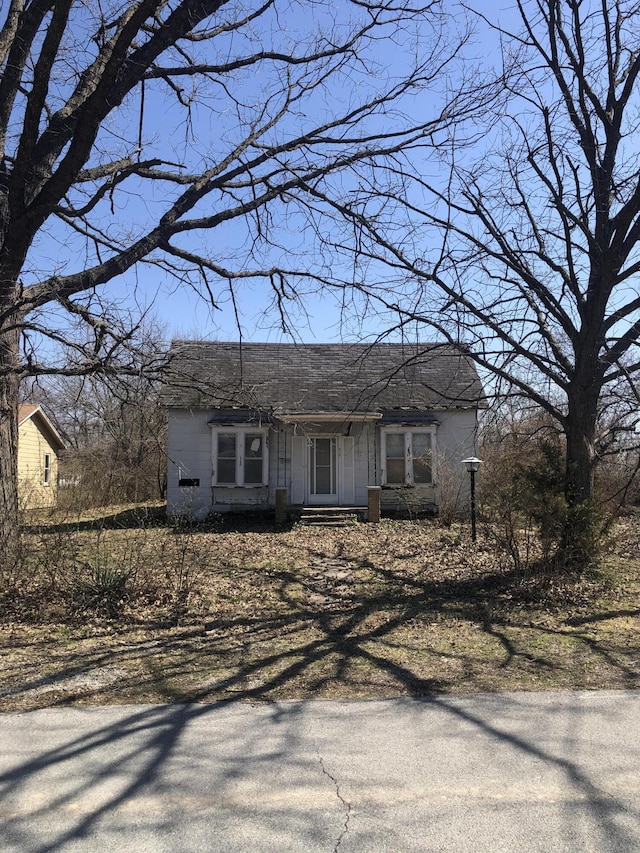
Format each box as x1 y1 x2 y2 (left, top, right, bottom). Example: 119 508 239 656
160 341 485 519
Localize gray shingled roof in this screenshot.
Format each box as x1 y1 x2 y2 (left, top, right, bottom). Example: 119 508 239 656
159 341 485 413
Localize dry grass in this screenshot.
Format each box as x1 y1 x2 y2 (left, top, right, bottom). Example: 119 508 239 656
1 505 639 711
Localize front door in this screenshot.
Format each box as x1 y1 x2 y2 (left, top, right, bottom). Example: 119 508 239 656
308 437 337 504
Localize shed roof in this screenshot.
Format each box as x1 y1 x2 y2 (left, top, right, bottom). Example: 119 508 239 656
18 403 39 424
160 341 485 414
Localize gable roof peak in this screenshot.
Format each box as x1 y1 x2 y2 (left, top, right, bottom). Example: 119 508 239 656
18 404 66 449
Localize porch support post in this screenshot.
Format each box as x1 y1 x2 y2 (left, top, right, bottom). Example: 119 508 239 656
368 486 381 524
275 487 288 524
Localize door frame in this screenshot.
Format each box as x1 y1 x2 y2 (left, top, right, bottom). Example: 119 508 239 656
307 435 338 505
301 434 356 506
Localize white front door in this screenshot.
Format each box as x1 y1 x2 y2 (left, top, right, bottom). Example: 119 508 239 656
308 437 337 504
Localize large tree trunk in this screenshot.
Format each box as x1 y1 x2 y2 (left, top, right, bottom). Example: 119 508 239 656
0 316 21 576
562 388 600 569
565 414 596 506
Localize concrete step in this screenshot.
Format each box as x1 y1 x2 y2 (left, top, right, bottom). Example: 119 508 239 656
298 507 364 527
299 515 358 527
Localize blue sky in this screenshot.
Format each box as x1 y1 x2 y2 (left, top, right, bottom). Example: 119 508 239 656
106 4 514 346
21 1 517 351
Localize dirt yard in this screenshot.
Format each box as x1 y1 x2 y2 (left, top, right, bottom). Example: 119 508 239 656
1 509 639 710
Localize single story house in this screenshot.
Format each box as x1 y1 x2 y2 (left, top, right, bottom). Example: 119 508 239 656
18 404 66 509
160 341 485 520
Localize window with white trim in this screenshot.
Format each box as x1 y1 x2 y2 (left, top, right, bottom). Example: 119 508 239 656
44 453 52 486
211 428 268 486
381 428 435 486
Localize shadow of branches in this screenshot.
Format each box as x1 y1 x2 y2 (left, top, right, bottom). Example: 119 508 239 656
2 523 640 850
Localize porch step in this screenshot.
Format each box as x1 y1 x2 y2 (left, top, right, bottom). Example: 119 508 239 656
299 507 365 527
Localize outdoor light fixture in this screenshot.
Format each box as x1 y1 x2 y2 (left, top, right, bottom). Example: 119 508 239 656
462 457 482 542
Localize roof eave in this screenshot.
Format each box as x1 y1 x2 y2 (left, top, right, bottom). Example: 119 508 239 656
277 411 383 423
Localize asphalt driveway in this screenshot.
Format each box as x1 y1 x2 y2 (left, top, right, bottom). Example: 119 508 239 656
1 691 639 852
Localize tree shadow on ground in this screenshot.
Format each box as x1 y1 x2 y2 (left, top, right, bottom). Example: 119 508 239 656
4 552 638 708
2 549 640 849
1 649 639 852
21 504 168 534
21 506 305 536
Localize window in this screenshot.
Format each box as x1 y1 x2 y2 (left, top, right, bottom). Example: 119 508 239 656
412 432 432 484
385 433 405 484
217 433 237 484
44 453 51 486
211 428 267 486
381 428 435 486
243 433 264 485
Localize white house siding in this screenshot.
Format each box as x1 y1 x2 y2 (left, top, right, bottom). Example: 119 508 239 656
432 409 480 511
166 410 213 519
432 409 479 495
167 410 278 518
352 422 372 505
273 424 296 504
166 415 375 515
166 408 478 519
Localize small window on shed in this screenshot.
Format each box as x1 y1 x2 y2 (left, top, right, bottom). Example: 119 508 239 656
44 453 51 485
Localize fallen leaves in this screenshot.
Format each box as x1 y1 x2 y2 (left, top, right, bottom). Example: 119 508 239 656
0 514 639 710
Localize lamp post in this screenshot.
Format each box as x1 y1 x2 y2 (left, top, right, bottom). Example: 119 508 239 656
462 457 482 543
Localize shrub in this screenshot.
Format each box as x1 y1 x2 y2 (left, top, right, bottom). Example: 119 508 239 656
71 559 131 618
480 417 611 575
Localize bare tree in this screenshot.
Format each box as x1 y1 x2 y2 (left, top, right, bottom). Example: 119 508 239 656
27 322 168 508
0 0 484 566
323 0 640 565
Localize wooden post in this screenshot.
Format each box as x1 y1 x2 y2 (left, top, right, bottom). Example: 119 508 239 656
275 487 288 524
368 486 381 523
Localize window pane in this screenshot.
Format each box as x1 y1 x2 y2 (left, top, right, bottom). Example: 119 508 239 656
244 459 263 485
412 433 432 484
413 458 432 484
412 433 431 457
243 434 263 484
217 433 236 484
386 433 404 457
218 434 236 458
217 459 236 484
386 459 405 484
385 433 405 484
315 466 332 494
315 438 331 466
245 434 262 458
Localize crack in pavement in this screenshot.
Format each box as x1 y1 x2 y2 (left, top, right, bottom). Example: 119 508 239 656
317 751 351 853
